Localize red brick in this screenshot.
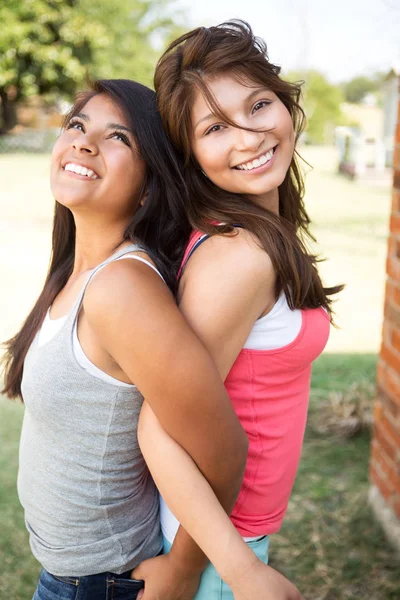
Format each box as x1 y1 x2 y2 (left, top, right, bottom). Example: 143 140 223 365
391 326 400 353
377 360 387 386
382 320 392 346
371 439 396 480
389 467 400 495
381 343 400 374
393 498 400 519
394 145 400 172
390 212 400 234
384 301 400 327
385 280 393 303
373 420 397 461
385 367 400 406
396 121 400 143
387 236 396 257
380 413 400 449
371 93 400 517
387 255 400 280
393 284 400 308
370 463 393 502
373 400 383 422
376 386 399 417
392 190 400 213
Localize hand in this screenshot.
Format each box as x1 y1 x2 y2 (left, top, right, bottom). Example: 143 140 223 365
132 552 202 600
229 558 304 600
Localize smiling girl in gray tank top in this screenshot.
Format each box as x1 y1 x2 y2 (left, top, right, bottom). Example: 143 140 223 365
2 79 301 600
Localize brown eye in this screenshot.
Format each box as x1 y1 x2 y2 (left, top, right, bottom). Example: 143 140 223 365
66 119 85 132
109 131 131 147
205 124 224 136
252 100 272 113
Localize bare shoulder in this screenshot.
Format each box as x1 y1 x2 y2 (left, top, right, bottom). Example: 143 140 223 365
83 256 171 324
183 228 275 282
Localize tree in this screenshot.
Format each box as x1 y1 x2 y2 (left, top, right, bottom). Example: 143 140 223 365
0 0 181 133
287 70 345 144
342 73 384 104
80 0 184 84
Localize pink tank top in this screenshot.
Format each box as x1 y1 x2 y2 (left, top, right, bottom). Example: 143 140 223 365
180 230 330 535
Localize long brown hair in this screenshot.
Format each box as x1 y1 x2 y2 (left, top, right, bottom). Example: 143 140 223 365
154 20 342 316
2 79 191 400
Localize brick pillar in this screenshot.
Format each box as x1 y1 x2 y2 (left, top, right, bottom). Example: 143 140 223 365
369 81 400 551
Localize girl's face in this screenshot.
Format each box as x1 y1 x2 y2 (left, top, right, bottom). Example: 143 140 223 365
51 94 146 220
191 75 295 206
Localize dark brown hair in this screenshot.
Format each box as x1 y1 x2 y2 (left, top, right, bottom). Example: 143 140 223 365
2 79 191 400
154 20 342 316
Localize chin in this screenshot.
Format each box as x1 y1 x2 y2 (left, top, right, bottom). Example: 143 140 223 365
54 194 88 210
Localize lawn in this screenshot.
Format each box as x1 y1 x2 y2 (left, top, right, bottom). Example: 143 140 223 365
272 353 400 600
0 147 398 599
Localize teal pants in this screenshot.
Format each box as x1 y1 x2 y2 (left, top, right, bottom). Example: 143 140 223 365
163 535 269 600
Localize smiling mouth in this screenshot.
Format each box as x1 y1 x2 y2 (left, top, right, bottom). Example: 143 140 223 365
233 146 277 171
63 162 99 179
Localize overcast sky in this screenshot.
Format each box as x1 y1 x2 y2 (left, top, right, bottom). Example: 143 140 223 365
174 0 400 82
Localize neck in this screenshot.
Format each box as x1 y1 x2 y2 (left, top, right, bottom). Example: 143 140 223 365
250 187 279 215
72 214 131 274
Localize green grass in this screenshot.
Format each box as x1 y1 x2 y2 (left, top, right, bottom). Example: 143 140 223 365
269 354 400 600
0 399 41 600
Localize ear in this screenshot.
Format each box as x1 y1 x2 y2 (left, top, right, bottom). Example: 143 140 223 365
139 189 149 206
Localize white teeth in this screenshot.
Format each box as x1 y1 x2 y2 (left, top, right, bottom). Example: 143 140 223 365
236 148 275 171
64 163 98 179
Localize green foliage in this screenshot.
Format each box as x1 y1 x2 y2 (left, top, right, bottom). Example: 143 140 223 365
80 0 182 86
288 70 345 144
342 73 384 104
0 0 182 132
0 0 108 101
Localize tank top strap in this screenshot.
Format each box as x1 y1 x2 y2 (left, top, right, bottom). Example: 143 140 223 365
177 224 244 280
177 231 208 279
67 243 144 322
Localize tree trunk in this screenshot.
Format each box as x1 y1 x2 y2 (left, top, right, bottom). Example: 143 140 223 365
0 90 18 134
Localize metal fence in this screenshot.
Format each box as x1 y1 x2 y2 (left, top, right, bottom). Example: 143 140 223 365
0 128 59 153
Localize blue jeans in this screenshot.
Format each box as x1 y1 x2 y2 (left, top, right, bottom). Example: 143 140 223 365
163 534 270 600
33 567 144 600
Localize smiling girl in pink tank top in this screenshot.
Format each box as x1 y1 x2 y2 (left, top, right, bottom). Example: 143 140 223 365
133 20 342 600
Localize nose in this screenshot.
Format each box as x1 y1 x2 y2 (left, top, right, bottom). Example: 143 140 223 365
234 127 264 152
72 134 98 155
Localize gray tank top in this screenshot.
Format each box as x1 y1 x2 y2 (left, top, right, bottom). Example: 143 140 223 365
18 244 162 576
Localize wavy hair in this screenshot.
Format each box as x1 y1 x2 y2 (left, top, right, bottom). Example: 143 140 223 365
154 20 342 317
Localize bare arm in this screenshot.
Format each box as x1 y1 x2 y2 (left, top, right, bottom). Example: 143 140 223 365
83 257 248 514
169 231 276 557
137 403 302 600
138 233 276 562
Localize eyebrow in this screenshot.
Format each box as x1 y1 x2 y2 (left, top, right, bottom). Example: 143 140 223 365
194 87 270 131
73 113 132 133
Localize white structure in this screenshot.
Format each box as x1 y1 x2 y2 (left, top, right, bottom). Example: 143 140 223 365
335 125 386 179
